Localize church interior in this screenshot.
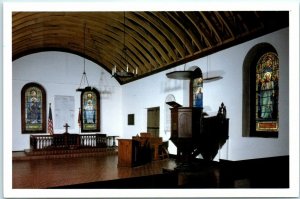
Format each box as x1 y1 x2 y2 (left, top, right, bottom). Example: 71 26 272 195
5 8 297 198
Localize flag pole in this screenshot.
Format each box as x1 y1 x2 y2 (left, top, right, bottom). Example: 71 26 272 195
48 103 54 135
78 107 81 133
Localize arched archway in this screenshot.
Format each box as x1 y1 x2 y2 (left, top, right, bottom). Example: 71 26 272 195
243 43 279 138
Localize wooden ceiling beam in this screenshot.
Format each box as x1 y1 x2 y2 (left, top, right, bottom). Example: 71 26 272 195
166 12 197 55
92 26 153 73
184 12 212 49
199 12 222 44
125 42 148 74
128 12 175 63
137 12 184 60
153 12 191 58
125 13 169 66
125 32 160 70
214 12 235 40
173 12 203 51
95 32 148 74
12 11 289 84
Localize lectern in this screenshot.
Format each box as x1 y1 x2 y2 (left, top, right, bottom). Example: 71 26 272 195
117 139 140 167
166 67 229 170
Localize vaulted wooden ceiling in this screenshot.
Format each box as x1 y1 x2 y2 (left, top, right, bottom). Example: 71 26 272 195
12 11 288 84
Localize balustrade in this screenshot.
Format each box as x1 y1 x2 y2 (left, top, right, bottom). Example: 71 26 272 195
30 133 107 150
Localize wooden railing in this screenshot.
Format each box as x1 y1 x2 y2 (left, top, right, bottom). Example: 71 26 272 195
30 133 107 150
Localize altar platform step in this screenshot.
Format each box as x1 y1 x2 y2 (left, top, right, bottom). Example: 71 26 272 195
13 147 118 161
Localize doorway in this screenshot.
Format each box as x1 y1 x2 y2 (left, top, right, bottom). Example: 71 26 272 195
147 107 160 137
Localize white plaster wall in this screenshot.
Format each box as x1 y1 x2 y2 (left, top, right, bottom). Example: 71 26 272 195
121 66 187 154
12 52 122 151
12 28 289 161
121 28 289 160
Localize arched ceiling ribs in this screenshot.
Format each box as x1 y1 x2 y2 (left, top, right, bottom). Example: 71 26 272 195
153 12 192 58
125 13 168 66
172 11 203 52
127 12 173 64
124 42 147 74
125 25 161 69
183 12 212 50
225 11 249 36
151 12 185 57
86 27 123 67
12 11 289 84
135 12 179 60
199 12 222 44
166 12 196 55
214 12 235 41
88 33 122 71
135 12 177 62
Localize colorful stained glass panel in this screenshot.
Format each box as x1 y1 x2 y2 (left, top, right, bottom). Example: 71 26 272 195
192 77 203 108
25 86 43 131
82 91 97 131
255 52 279 132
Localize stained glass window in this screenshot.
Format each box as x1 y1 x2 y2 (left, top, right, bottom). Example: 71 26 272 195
255 52 279 133
191 68 203 108
81 87 100 132
21 83 46 133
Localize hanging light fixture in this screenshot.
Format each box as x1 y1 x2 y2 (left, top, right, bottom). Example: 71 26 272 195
112 12 138 78
166 63 197 80
166 54 223 81
166 39 197 80
203 55 223 83
203 75 223 82
76 23 91 92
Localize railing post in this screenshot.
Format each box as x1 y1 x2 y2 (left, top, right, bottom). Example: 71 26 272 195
37 137 40 149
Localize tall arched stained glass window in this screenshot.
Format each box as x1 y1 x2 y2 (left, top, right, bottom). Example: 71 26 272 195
243 43 279 138
80 87 100 132
21 82 46 133
255 52 279 136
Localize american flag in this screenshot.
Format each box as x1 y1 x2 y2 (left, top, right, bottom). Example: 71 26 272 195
78 108 81 128
48 103 54 135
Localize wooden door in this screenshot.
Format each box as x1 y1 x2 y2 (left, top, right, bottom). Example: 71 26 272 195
147 107 160 137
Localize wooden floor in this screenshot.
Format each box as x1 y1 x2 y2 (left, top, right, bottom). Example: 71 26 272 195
13 153 177 189
13 151 288 189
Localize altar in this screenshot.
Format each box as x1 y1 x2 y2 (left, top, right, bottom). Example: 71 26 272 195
30 123 108 150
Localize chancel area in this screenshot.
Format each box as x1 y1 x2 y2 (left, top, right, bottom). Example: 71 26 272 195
10 11 291 192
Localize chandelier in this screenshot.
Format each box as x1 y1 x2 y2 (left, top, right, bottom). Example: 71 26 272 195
76 23 91 92
112 12 138 78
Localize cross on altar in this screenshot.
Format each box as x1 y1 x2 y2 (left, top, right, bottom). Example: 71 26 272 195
64 123 70 134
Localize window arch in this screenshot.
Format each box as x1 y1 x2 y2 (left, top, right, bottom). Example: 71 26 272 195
80 87 100 132
21 82 46 134
243 43 279 138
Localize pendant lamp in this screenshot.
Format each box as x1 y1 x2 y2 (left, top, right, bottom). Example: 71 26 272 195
76 23 91 92
112 12 138 78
